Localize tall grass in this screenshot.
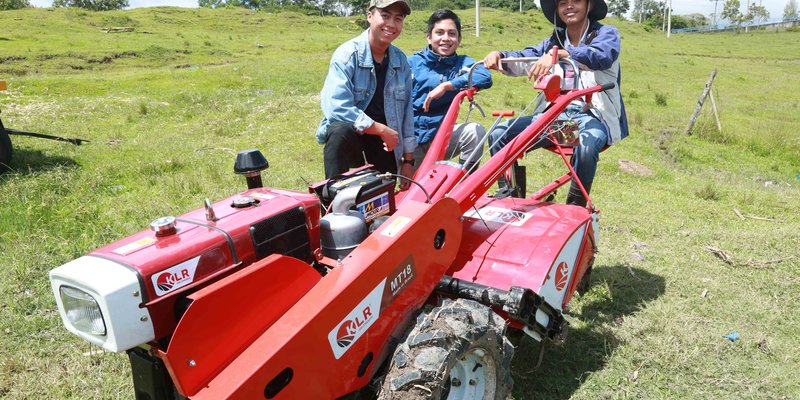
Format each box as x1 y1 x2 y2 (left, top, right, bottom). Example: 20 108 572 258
1 7 798 399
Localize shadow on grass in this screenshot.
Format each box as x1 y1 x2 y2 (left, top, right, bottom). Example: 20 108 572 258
510 264 665 400
0 147 78 178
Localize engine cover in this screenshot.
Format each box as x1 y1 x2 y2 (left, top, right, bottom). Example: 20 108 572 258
50 187 321 350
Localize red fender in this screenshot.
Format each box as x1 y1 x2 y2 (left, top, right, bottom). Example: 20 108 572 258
161 254 322 395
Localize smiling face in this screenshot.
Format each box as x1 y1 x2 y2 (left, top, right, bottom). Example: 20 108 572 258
427 18 461 57
557 0 591 27
367 4 406 50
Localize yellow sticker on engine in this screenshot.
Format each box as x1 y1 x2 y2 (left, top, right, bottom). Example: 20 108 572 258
113 237 156 255
380 216 411 237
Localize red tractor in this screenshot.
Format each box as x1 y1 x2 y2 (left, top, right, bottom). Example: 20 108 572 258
49 55 614 399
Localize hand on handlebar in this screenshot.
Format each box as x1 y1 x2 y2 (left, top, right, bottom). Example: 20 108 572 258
528 57 555 81
483 51 505 72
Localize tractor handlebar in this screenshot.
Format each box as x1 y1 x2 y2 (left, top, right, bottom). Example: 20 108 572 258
466 57 582 91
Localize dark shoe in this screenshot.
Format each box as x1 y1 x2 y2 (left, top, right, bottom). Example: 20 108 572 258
566 192 588 207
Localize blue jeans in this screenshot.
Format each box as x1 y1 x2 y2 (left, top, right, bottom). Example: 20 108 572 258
488 105 608 199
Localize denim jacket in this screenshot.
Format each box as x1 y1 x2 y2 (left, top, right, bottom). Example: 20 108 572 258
500 22 628 145
316 30 416 165
409 46 493 145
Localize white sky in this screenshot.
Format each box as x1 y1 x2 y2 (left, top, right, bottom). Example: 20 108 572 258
28 0 791 22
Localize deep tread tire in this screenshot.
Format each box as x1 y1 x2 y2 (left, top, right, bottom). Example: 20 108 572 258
0 123 12 173
378 299 514 400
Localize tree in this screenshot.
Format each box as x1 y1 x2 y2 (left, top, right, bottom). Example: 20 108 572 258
684 12 709 26
0 0 31 10
721 0 742 25
607 0 629 19
784 0 799 21
670 14 690 29
198 0 263 9
53 0 129 10
632 0 664 23
667 14 707 28
745 2 769 24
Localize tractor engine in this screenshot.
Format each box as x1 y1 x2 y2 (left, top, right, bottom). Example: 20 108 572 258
49 150 323 353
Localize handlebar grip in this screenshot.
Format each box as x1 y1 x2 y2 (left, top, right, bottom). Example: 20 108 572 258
600 82 616 91
492 110 515 117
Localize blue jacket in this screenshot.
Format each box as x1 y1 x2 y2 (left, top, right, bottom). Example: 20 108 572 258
408 46 492 145
316 30 416 162
501 22 628 144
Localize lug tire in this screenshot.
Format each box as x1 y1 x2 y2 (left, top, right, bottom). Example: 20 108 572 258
377 299 514 400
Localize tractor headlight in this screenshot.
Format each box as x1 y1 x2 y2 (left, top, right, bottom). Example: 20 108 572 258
50 256 155 352
59 286 106 336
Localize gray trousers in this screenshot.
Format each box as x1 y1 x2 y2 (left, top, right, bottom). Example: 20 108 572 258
414 122 486 173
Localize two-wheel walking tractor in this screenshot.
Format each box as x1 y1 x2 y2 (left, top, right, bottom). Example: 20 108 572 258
49 55 615 399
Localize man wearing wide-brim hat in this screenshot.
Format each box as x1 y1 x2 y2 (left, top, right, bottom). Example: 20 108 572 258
316 0 416 187
484 0 628 207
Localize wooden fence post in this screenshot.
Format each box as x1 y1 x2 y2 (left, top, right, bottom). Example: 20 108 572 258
685 68 718 135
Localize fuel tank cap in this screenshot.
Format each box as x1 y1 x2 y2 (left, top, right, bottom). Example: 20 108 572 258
231 196 258 208
150 216 177 237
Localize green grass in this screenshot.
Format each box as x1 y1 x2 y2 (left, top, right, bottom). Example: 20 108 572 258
1 7 799 400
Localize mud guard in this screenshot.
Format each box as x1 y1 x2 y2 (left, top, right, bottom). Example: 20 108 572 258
161 254 322 395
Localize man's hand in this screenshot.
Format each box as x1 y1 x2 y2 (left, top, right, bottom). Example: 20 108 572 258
399 162 413 190
379 128 399 152
528 57 554 81
423 82 455 112
528 49 569 81
483 51 504 72
364 122 399 151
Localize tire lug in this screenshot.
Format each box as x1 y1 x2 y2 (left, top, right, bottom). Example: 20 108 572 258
451 377 461 387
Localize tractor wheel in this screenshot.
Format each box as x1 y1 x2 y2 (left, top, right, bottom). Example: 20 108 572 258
0 126 12 173
377 299 514 400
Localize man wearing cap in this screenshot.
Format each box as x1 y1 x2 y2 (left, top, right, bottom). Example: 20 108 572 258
316 0 416 186
484 0 628 206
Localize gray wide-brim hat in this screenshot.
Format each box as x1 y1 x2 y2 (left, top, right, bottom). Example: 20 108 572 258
540 0 607 27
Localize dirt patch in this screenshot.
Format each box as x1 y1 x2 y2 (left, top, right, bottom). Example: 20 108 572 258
0 56 27 64
618 159 654 176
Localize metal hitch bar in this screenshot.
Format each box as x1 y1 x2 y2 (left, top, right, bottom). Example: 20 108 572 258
4 128 89 146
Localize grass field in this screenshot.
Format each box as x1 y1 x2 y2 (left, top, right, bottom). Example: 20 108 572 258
1 6 799 399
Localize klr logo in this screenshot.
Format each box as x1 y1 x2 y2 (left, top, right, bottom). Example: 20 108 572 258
151 256 200 296
328 282 384 359
335 306 374 348
554 262 570 291
156 269 191 292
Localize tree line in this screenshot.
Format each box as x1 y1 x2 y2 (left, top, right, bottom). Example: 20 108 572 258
193 0 537 15
1 0 798 28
